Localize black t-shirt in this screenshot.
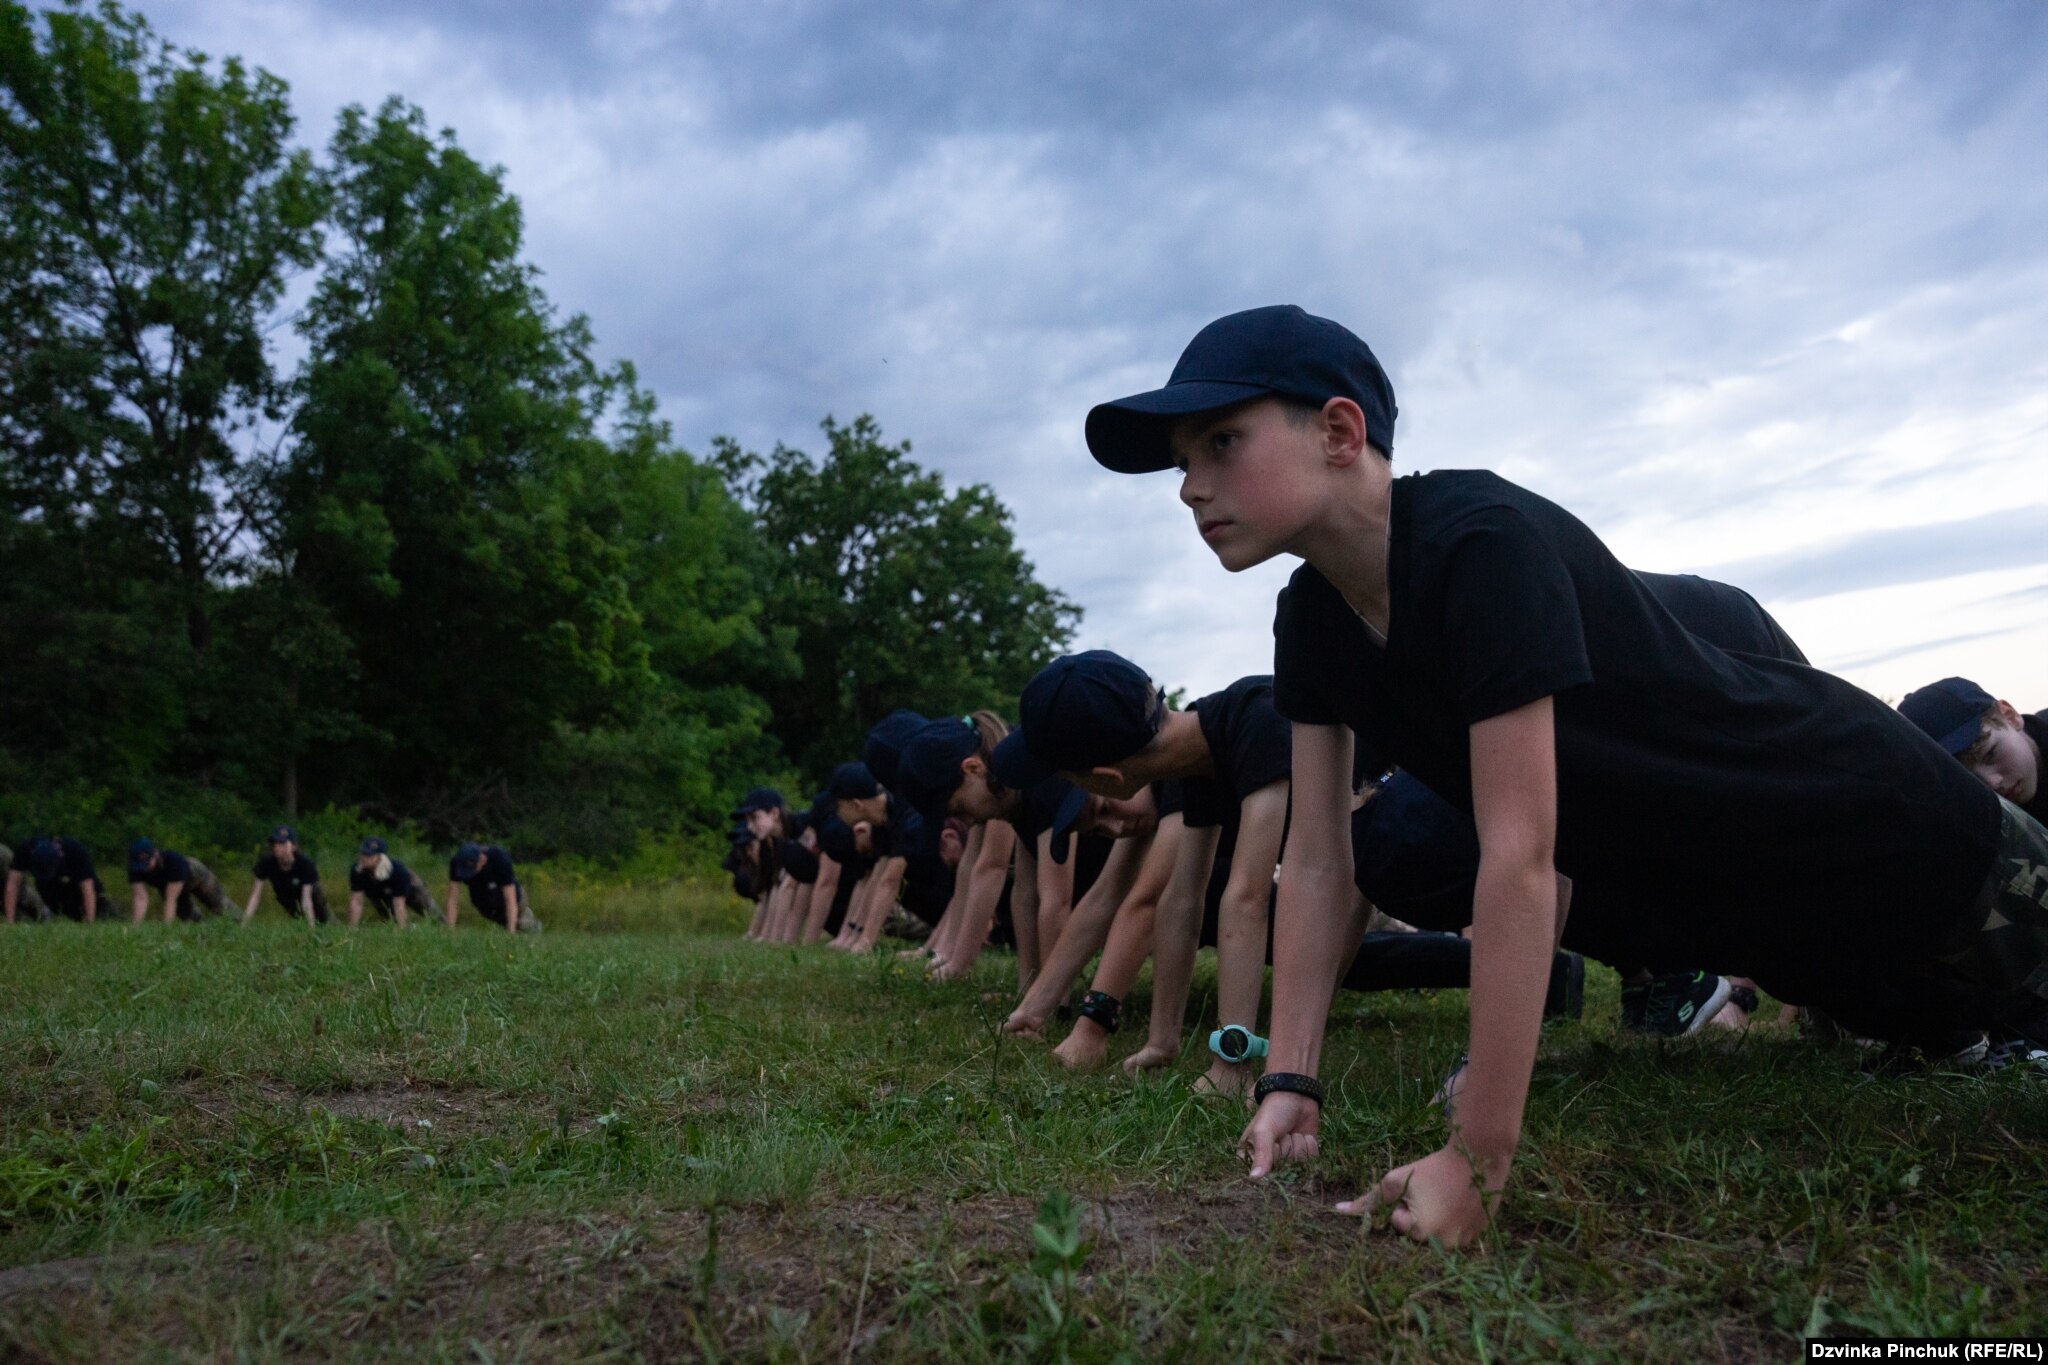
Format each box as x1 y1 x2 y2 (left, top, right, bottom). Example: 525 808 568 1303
253 850 320 905
452 846 518 913
2019 711 2048 827
1633 571 1807 665
1181 676 1293 828
139 849 194 891
874 793 921 859
1153 778 1185 821
1271 469 2001 1001
350 857 419 905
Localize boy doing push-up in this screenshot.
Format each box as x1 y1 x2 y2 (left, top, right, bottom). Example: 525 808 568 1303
1085 304 2048 1247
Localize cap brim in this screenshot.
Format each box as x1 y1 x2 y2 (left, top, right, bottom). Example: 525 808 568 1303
1085 381 1276 474
1936 719 1980 755
991 730 1060 792
1047 784 1088 865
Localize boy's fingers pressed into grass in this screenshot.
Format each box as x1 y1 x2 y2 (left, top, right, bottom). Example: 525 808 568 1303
1119 1043 1176 1077
1352 1147 1496 1248
1239 1091 1320 1179
1002 1010 1044 1037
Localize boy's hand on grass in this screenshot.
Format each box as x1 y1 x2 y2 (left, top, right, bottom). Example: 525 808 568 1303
1239 1091 1320 1178
1341 1144 1502 1248
1002 1009 1045 1038
1120 1042 1176 1078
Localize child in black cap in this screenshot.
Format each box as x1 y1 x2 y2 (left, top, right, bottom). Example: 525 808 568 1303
1086 303 2046 1247
347 836 432 928
1900 677 2045 828
447 842 538 933
888 714 1027 980
242 825 327 925
128 839 228 923
6 835 106 922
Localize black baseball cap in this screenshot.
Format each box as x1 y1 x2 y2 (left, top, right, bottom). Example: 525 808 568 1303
1899 677 1997 756
358 836 388 857
730 787 785 820
894 718 981 846
828 762 881 801
127 838 157 877
992 650 1164 790
268 824 298 845
450 842 484 879
1011 777 1088 865
1086 304 1398 474
862 710 929 790
24 836 59 876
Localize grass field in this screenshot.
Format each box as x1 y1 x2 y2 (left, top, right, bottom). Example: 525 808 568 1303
2 886 2045 1362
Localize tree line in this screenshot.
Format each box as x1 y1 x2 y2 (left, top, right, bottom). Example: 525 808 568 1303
0 0 1078 863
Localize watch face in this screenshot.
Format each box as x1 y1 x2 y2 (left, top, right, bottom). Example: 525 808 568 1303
1218 1027 1248 1061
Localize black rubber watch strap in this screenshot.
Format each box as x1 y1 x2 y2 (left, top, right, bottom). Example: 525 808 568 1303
1077 990 1121 1032
1253 1072 1324 1108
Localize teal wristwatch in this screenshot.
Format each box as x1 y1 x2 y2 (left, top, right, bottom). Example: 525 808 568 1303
1208 1024 1268 1063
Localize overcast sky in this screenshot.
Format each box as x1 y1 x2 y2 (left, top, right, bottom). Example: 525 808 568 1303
136 0 2048 705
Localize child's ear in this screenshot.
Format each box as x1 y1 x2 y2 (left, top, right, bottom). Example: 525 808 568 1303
962 755 987 780
1994 700 2024 729
1321 396 1369 469
1090 765 1126 788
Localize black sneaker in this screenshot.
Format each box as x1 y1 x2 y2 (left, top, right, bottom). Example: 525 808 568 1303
1642 971 1733 1037
1542 951 1585 1021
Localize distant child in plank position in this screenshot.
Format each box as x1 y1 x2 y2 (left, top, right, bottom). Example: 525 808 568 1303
1085 304 2048 1247
447 842 540 934
128 839 229 923
348 836 433 928
244 825 327 926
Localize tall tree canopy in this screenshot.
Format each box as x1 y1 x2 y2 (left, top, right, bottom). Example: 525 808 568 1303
718 417 1080 775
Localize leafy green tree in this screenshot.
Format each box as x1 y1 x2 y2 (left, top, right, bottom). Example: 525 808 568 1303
0 0 322 654
282 100 780 843
717 416 1080 775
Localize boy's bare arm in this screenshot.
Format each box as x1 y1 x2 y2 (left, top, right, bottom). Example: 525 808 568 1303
932 821 1016 978
1356 697 1557 1247
1128 822 1223 1071
1240 722 1354 1178
132 882 149 924
1008 826 1154 1030
801 856 842 943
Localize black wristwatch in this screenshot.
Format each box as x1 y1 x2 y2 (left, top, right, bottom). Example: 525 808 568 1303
1077 990 1121 1032
1253 1072 1325 1108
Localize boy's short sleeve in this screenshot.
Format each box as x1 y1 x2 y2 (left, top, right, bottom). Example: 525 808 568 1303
160 850 191 883
1436 513 1593 724
253 852 275 879
1272 576 1344 726
1180 776 1229 829
299 855 320 884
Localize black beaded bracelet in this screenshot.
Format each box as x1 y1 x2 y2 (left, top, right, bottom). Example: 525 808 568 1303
1077 990 1121 1033
1253 1072 1325 1108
